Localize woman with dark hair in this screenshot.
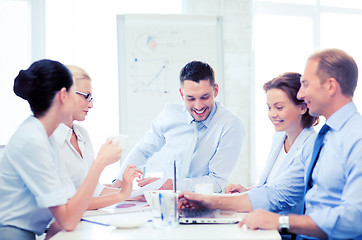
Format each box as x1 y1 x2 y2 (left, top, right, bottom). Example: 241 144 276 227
0 59 122 240
226 72 318 198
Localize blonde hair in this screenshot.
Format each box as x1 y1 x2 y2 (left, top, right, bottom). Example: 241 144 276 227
66 65 91 81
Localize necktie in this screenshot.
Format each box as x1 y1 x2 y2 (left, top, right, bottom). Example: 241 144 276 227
179 121 199 178
302 124 330 213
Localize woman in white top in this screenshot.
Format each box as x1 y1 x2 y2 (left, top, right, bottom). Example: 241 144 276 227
225 72 318 211
0 60 121 240
51 65 142 210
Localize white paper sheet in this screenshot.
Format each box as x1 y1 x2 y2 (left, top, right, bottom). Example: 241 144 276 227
128 177 168 199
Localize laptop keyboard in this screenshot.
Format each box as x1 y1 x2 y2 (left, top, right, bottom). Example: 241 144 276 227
180 209 216 218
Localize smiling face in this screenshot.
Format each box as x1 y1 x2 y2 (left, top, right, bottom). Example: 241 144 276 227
179 79 218 122
267 88 306 133
73 78 93 122
297 59 329 118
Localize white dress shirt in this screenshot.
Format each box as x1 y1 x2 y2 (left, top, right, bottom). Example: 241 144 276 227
266 145 287 183
51 123 105 196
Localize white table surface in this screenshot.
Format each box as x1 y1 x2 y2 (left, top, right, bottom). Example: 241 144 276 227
52 211 281 240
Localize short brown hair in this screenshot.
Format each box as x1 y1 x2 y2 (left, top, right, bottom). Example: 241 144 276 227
179 61 215 87
308 48 358 97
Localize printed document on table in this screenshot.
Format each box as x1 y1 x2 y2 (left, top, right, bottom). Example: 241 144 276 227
83 178 166 217
128 177 167 199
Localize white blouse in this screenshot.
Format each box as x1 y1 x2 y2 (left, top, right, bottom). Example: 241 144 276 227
51 123 105 196
0 116 76 235
266 144 288 183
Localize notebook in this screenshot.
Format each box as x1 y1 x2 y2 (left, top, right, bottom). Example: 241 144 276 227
178 208 240 224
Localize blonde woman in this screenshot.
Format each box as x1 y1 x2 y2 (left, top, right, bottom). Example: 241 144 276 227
51 65 142 210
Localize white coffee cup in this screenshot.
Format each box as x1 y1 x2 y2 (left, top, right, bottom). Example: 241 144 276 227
195 183 214 195
111 135 128 149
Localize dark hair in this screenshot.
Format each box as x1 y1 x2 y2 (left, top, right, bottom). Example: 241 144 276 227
13 59 73 117
179 61 215 86
308 48 358 97
263 72 318 128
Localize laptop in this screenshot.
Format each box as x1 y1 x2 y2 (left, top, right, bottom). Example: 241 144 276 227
178 208 240 224
172 160 240 224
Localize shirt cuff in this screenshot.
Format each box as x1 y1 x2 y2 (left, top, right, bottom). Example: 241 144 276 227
307 207 337 237
247 186 271 211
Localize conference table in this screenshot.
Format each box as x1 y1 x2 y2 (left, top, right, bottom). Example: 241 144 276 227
52 202 281 240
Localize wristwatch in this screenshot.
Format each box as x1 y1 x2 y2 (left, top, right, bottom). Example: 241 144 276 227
279 215 290 234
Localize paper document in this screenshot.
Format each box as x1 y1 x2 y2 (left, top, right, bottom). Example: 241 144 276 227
128 177 168 199
83 201 150 217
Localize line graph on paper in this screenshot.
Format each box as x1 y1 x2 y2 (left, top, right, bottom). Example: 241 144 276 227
128 31 186 95
117 14 222 151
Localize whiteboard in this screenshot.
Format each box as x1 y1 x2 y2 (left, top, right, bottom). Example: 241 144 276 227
116 14 224 152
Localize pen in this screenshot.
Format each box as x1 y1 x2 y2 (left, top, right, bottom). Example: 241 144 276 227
173 160 176 193
81 218 110 227
159 193 164 220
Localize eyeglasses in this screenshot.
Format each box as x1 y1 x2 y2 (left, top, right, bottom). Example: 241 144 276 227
76 91 94 102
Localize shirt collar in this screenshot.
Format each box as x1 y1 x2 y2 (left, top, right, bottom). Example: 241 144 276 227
185 101 218 128
325 101 357 132
52 123 72 146
72 124 85 142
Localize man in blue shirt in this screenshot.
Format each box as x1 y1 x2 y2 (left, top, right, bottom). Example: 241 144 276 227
112 61 245 192
240 49 362 239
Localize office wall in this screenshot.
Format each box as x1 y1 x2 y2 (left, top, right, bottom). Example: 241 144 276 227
44 0 254 186
117 14 224 160
183 0 253 186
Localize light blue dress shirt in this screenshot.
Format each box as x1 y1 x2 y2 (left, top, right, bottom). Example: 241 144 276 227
0 116 76 235
304 102 362 239
248 127 316 214
118 101 245 192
